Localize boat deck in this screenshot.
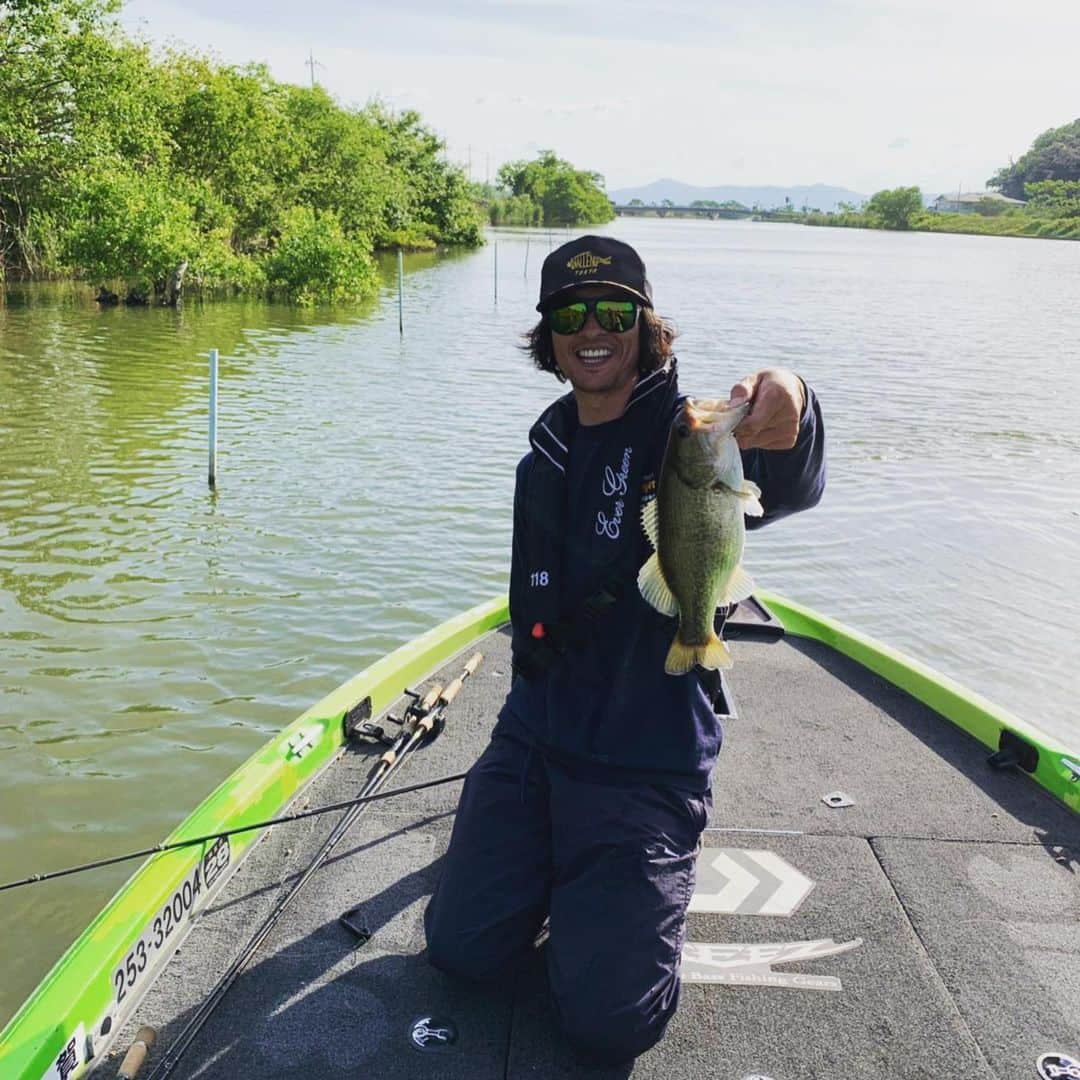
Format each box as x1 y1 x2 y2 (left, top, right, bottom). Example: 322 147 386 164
97 623 1078 1079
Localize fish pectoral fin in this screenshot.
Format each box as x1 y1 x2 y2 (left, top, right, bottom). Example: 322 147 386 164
709 478 763 517
641 497 660 548
721 565 756 605
665 632 733 675
738 480 764 517
638 553 680 616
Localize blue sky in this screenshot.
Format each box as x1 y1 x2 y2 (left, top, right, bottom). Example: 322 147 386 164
122 0 1080 196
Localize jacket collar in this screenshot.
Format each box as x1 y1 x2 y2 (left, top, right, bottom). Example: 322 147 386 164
527 361 678 475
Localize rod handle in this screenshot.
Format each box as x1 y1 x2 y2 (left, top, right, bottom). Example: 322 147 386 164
117 1026 157 1079
440 653 483 706
419 683 443 713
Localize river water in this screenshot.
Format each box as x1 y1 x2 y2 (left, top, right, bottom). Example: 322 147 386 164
1 219 1078 1023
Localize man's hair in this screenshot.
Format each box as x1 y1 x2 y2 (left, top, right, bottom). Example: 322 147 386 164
522 308 677 382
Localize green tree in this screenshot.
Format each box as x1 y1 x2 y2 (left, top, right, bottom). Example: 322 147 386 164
63 163 201 296
263 206 376 304
365 105 479 245
496 151 613 227
0 0 123 273
865 186 923 230
988 119 1080 199
1024 180 1080 217
0 0 483 295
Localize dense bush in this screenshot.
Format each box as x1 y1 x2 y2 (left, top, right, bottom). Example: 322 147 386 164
1024 180 1080 218
0 0 483 301
487 193 543 227
263 207 377 304
64 165 204 298
865 187 923 230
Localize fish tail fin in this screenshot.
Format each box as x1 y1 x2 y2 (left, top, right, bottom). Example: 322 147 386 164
665 631 733 675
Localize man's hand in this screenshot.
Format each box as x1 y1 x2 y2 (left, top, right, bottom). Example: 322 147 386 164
729 368 806 451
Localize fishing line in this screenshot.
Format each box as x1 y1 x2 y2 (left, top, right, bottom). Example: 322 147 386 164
0 770 468 893
149 652 483 1080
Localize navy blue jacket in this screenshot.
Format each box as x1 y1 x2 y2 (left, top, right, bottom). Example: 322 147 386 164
495 363 825 791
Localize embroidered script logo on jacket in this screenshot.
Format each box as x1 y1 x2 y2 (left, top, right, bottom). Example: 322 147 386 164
596 447 632 539
566 251 613 276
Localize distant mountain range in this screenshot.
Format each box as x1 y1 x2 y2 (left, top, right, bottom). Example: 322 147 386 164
607 179 868 212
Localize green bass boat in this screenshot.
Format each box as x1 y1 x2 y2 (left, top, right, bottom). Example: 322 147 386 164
1 592 1077 1079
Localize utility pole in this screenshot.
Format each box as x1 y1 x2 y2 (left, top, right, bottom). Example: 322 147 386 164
305 50 324 89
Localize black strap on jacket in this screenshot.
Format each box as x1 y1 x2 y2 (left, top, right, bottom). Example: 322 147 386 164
511 576 625 681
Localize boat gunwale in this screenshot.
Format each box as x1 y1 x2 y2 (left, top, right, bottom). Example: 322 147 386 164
758 589 1078 814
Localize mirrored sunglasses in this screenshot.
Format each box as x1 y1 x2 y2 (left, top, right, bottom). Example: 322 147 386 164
548 298 639 335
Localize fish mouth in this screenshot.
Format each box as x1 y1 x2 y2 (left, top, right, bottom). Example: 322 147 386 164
683 398 751 435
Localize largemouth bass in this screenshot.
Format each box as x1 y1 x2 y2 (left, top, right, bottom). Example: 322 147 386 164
638 397 763 674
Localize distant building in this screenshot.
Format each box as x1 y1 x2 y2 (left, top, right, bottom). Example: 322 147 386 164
932 191 1026 214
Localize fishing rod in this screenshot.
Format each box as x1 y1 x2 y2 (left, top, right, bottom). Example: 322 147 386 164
147 651 483 1080
0 770 469 893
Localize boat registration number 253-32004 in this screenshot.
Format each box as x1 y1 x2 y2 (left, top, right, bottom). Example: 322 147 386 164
111 836 231 1005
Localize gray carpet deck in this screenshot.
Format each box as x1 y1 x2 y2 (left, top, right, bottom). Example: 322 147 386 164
96 624 1079 1079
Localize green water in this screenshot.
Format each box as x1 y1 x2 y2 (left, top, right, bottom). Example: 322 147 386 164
2 221 1079 1023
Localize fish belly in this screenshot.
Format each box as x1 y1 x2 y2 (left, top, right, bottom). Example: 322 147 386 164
658 471 744 645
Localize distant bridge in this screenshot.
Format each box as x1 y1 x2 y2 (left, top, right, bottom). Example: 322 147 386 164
612 204 754 220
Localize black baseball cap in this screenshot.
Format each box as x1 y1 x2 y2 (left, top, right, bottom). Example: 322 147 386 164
536 235 653 312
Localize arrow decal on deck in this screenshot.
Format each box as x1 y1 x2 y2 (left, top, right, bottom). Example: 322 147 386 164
689 849 815 917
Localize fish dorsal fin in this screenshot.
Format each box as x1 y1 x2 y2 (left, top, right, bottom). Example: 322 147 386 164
641 497 660 549
638 553 679 616
721 564 756 606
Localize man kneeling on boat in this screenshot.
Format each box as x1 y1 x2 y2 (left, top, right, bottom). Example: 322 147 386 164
424 235 826 1065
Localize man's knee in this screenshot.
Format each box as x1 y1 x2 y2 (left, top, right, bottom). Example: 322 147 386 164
424 899 519 983
556 980 679 1065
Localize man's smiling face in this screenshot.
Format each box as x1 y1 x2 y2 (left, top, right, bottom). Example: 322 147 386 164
550 286 641 420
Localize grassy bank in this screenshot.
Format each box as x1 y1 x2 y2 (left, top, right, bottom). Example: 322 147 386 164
785 210 1080 240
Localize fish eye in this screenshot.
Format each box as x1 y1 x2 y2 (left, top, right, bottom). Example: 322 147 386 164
676 423 690 438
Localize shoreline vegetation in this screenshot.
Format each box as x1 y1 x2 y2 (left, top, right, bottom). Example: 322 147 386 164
761 119 1080 242
619 119 1080 243
0 1 613 305
756 190 1080 242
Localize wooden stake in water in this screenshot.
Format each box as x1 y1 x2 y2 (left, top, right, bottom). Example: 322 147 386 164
208 349 218 488
524 237 530 279
397 249 404 336
494 241 498 304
